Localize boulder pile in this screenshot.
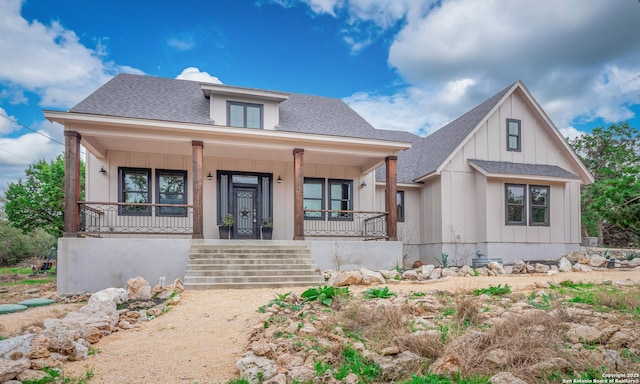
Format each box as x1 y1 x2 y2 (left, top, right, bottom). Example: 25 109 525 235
0 277 183 382
322 251 640 287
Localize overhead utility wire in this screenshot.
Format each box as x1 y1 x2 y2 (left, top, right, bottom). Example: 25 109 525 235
0 112 64 146
0 146 33 163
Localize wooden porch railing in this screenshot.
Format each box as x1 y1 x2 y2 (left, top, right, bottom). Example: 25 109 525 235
303 210 388 240
78 201 194 236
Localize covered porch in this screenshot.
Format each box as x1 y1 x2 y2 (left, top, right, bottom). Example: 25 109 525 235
51 111 409 242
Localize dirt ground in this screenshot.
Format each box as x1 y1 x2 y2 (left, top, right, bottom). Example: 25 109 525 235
2 269 640 383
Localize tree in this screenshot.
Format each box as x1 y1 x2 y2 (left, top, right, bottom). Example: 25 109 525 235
4 154 85 238
569 122 640 246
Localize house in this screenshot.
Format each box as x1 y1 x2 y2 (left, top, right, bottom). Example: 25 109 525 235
44 74 592 293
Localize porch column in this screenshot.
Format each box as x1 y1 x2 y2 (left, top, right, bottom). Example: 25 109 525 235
293 148 305 240
63 131 81 237
385 155 398 241
192 141 204 239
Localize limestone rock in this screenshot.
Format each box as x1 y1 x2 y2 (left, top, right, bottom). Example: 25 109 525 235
512 260 526 274
0 357 30 383
88 287 128 306
525 264 536 274
430 353 460 376
0 334 34 360
360 268 385 285
441 267 458 277
602 349 624 369
459 265 474 276
264 373 287 384
328 270 363 287
558 257 573 273
16 369 49 382
489 372 529 384
475 267 489 276
251 340 277 359
288 366 315 383
629 258 640 267
566 324 603 344
420 264 435 278
488 261 505 275
535 263 550 273
428 268 442 280
529 357 570 372
63 299 119 332
379 270 400 280
236 352 278 384
380 346 400 356
373 351 426 381
126 277 152 301
588 254 607 268
401 269 419 281
572 263 593 273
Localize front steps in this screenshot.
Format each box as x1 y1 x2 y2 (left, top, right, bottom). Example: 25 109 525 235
183 241 324 289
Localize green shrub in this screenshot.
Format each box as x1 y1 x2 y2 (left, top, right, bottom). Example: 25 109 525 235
364 286 395 299
0 219 56 266
473 284 511 297
301 286 350 306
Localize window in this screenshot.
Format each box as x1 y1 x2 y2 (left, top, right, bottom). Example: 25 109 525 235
505 184 526 225
529 185 549 226
119 167 151 215
506 119 521 151
156 170 187 216
228 101 263 128
329 179 353 220
397 191 405 222
303 178 324 219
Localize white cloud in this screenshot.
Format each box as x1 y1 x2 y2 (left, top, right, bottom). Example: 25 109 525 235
0 0 143 108
559 126 586 142
0 107 19 134
176 67 223 84
167 36 196 51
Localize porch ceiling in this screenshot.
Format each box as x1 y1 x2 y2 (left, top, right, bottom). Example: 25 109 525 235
48 112 411 173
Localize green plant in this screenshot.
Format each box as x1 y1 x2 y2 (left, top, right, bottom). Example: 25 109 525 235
364 286 395 299
301 286 349 306
441 252 449 267
226 379 251 384
627 252 639 261
442 307 456 316
473 284 511 297
23 365 95 384
261 217 273 228
221 214 234 227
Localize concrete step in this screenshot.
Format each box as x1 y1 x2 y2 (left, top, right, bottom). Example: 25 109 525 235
183 242 322 290
183 280 323 290
185 268 319 277
183 275 324 285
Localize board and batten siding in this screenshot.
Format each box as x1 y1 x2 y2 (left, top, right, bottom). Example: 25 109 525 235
438 90 583 246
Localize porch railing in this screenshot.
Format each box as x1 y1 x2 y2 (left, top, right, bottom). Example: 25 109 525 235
78 202 193 236
303 210 388 240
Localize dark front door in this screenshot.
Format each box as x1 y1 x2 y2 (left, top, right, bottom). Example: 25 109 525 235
233 187 257 239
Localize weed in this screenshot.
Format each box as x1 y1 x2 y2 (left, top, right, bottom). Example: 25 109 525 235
318 346 380 382
363 286 395 299
226 379 250 384
87 346 101 356
473 284 511 297
473 268 479 277
301 286 350 306
441 252 449 267
442 307 456 317
24 365 95 384
409 291 425 298
400 372 490 384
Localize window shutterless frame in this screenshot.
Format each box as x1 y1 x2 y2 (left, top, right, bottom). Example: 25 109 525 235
118 167 151 216
396 190 405 223
506 118 521 152
303 177 325 220
328 179 353 221
529 185 550 226
155 169 188 217
227 101 263 129
505 183 526 225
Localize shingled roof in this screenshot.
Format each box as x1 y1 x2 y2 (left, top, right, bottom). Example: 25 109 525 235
70 73 412 142
468 159 580 179
377 82 514 183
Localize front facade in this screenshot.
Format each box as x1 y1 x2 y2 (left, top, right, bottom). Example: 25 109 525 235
46 75 592 292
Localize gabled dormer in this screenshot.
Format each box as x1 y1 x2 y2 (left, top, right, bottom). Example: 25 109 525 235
201 84 289 130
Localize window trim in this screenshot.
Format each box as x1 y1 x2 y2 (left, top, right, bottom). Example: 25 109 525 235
328 179 353 221
303 177 325 220
118 167 151 216
155 169 188 217
396 190 405 223
505 183 526 225
506 118 521 152
227 101 263 129
529 185 550 226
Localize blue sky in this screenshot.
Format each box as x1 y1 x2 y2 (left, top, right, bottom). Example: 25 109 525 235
1 0 640 193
